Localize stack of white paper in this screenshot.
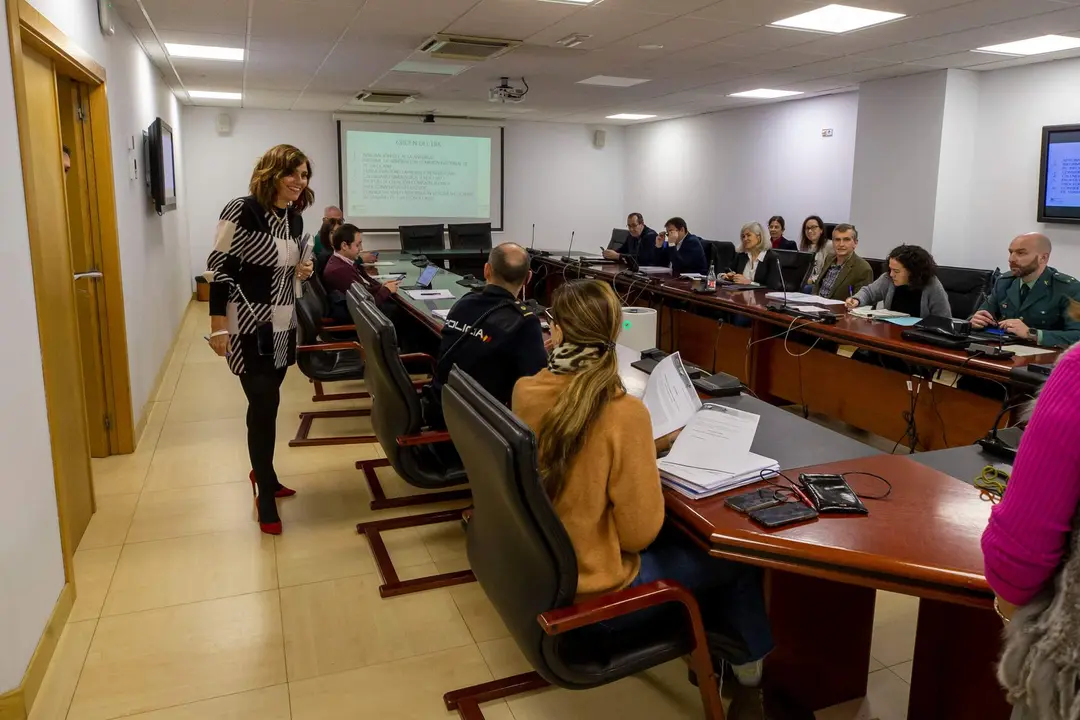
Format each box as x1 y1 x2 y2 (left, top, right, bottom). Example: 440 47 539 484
657 404 779 499
765 292 846 306
660 455 779 499
849 307 910 319
642 353 702 439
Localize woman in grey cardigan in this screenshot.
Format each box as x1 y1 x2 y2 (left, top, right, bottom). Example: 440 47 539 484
846 244 952 318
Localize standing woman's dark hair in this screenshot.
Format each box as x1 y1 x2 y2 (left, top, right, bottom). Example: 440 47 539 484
537 280 624 499
205 144 316 535
800 215 826 252
887 244 937 289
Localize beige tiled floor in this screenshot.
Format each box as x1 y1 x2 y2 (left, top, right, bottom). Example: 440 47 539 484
33 301 922 720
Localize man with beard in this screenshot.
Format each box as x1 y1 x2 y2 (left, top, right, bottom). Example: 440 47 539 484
972 232 1080 348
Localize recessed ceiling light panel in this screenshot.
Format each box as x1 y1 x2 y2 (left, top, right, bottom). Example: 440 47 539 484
606 113 656 120
188 90 242 100
975 35 1080 56
770 4 905 34
578 75 650 87
728 89 803 99
165 43 244 61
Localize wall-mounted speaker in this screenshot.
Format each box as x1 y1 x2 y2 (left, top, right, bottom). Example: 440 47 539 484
594 129 607 149
216 113 232 136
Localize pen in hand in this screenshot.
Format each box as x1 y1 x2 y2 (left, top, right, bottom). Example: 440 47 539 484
848 285 854 298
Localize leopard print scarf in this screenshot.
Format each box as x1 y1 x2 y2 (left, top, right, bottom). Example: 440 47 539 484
547 341 613 375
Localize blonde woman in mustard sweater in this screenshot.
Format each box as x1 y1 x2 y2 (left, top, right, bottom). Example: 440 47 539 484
513 280 778 720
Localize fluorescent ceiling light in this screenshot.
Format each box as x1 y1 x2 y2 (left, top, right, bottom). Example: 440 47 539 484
578 75 650 87
165 43 244 61
975 35 1080 56
188 90 242 100
771 4 905 34
606 113 656 120
729 89 803 99
392 60 467 75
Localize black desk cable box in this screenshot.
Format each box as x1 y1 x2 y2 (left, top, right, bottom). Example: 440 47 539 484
978 427 1024 462
693 373 742 398
1029 363 1054 376
901 328 971 349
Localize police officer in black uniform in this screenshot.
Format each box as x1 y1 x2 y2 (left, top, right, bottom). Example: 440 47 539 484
972 232 1080 348
425 242 548 427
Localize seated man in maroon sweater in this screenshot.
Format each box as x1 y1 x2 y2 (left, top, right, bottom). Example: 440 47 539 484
322 223 399 324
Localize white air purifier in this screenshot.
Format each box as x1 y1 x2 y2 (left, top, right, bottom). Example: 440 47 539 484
618 307 657 352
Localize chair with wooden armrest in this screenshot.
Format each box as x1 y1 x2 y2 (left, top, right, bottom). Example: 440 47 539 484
289 291 375 448
349 291 473 598
440 368 725 720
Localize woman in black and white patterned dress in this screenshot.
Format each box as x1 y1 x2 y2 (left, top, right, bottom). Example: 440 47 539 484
205 144 315 535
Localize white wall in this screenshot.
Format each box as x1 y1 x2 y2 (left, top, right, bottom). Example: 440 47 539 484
850 71 948 259
932 69 981 267
0 3 65 696
624 92 859 247
183 109 627 271
503 122 625 252
967 57 1080 274
101 22 191 421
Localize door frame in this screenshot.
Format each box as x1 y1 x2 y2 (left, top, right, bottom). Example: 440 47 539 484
6 0 135 454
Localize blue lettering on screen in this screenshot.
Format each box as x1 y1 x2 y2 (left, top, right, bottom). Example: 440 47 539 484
1045 141 1080 208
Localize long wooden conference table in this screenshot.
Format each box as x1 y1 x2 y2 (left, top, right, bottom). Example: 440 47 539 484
530 253 1057 451
359 254 1014 720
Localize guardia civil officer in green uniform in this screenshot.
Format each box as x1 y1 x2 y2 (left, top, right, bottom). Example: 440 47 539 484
972 232 1080 348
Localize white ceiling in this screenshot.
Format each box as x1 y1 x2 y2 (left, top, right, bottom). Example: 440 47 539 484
113 0 1080 123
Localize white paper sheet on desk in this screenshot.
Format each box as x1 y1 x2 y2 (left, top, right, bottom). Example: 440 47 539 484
663 404 760 471
1004 345 1050 357
372 274 406 282
790 305 830 314
765 292 845 306
639 266 672 275
849 307 909 319
432 309 451 320
362 262 396 267
642 352 702 440
405 289 455 300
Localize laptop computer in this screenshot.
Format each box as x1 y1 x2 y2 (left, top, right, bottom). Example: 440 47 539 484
402 264 439 291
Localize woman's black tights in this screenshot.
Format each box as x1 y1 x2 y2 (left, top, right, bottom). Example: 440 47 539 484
239 367 288 523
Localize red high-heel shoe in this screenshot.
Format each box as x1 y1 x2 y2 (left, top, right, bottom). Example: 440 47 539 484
259 520 283 535
249 471 296 498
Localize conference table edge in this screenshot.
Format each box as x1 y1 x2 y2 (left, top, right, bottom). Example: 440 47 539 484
533 257 1057 383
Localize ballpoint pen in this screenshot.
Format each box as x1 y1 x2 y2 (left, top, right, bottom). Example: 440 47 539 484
848 285 854 297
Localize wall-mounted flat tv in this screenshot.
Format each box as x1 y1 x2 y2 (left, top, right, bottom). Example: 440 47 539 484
146 117 177 214
1038 123 1080 225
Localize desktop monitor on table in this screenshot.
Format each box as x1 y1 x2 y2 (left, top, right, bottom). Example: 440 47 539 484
448 222 493 250
399 224 445 254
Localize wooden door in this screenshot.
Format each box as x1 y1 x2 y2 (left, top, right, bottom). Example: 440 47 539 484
57 76 112 457
20 45 95 565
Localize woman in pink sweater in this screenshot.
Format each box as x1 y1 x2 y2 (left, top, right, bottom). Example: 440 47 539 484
982 342 1080 720
982 344 1080 610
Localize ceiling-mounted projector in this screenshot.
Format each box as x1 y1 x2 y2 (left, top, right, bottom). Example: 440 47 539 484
489 77 528 104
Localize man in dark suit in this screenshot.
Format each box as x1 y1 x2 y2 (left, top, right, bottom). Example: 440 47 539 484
654 217 709 276
603 212 659 266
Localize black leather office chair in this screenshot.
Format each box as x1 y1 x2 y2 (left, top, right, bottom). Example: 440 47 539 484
349 290 474 597
440 368 725 720
937 265 993 319
399 224 445 254
773 250 815 292
864 257 886 280
288 291 375 447
705 240 738 274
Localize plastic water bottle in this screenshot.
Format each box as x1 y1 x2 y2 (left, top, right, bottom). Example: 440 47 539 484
707 266 717 291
